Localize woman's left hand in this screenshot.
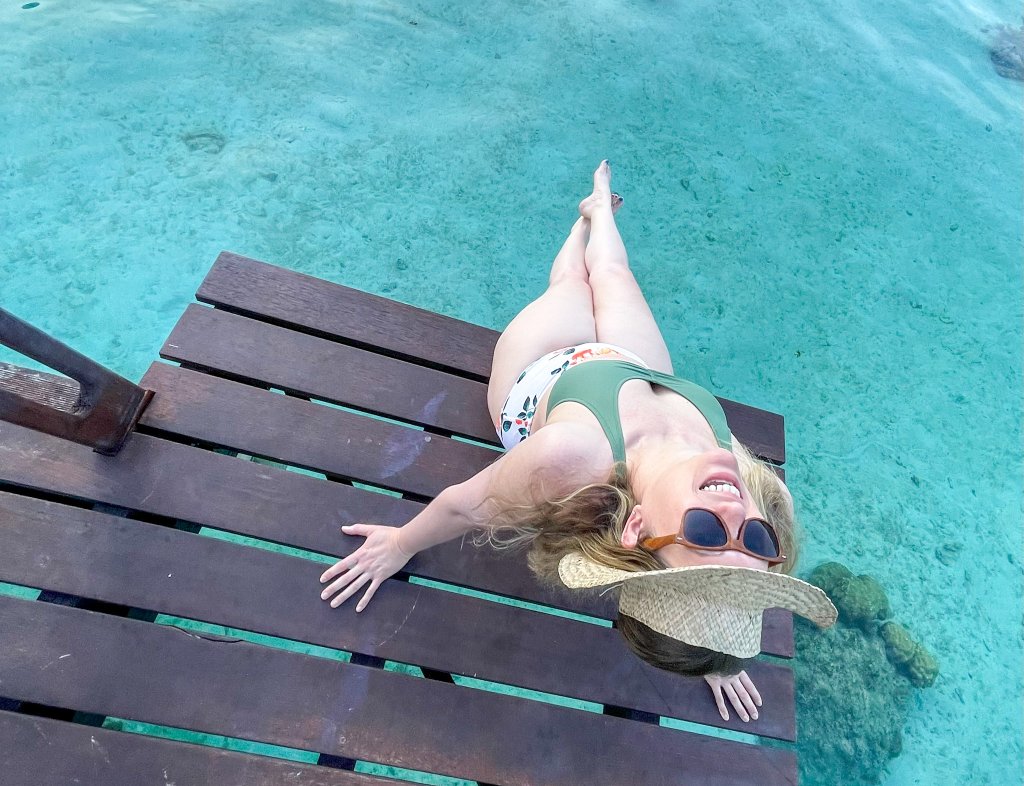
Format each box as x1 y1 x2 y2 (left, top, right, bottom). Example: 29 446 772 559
703 670 762 722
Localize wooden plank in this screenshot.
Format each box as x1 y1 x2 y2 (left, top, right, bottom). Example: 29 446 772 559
0 419 605 619
0 596 798 785
159 304 786 464
0 711 400 786
0 492 796 739
139 362 489 499
0 422 793 655
161 304 498 444
718 398 786 466
194 253 786 463
0 362 80 413
197 252 497 380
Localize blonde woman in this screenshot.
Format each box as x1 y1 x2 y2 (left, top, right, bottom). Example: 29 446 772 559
320 161 837 723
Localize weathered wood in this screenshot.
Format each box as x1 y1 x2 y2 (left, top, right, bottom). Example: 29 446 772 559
197 251 498 380
194 253 786 464
0 362 81 412
139 362 489 499
0 711 402 786
0 420 606 618
0 596 798 785
0 310 153 455
161 304 498 443
0 492 796 739
0 420 793 655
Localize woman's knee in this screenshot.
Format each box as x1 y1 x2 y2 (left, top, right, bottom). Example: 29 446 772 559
588 264 646 306
546 275 594 304
549 257 591 287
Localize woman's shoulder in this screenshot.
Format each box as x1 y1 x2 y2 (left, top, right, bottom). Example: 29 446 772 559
527 420 613 475
484 422 613 506
452 422 613 524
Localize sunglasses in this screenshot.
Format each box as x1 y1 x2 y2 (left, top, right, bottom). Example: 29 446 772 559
641 508 787 565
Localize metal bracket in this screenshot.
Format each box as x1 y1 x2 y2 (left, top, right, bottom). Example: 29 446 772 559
0 308 153 455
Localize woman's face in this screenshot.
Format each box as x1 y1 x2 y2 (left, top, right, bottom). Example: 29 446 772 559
622 447 770 570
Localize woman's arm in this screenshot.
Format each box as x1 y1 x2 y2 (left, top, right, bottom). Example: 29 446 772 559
319 422 604 611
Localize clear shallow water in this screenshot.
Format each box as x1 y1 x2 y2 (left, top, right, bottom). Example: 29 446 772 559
1 0 1021 783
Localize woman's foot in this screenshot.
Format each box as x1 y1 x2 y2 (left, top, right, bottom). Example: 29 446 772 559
578 160 616 219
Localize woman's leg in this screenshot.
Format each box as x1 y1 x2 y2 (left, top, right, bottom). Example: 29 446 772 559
486 217 597 427
580 161 673 374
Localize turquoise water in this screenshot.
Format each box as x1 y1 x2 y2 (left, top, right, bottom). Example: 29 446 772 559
1 0 1021 783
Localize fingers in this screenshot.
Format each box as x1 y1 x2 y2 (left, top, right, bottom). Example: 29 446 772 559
356 578 382 613
722 682 750 722
722 679 759 722
319 555 354 584
328 572 371 609
708 680 729 721
319 562 377 611
734 681 759 721
738 670 763 707
320 567 360 602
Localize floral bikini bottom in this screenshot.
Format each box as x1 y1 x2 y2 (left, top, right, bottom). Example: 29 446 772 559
496 342 646 451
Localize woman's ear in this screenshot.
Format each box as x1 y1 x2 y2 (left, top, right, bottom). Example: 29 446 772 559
621 505 644 549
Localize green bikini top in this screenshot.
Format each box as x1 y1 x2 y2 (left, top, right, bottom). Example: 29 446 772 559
544 360 733 469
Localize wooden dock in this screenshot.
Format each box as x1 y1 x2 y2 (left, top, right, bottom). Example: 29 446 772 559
0 252 798 785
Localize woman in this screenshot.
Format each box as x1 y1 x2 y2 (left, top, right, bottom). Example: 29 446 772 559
319 161 837 723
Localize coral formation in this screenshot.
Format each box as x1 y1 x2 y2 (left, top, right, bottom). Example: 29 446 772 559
808 561 891 631
881 621 940 688
797 562 940 784
795 619 910 786
806 560 852 591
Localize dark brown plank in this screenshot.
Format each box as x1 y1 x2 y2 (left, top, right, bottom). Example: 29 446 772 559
0 596 798 785
0 419 604 619
0 422 793 655
195 253 786 463
719 398 786 465
160 304 785 464
197 251 498 379
0 711 399 786
0 492 796 739
161 304 498 443
139 362 490 498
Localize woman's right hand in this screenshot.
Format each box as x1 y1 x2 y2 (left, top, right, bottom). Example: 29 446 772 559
703 670 762 722
319 524 413 612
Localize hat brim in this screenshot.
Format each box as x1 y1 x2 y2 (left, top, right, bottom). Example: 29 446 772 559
558 552 838 629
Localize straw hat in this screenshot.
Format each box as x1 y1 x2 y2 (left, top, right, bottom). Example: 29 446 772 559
558 552 838 658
